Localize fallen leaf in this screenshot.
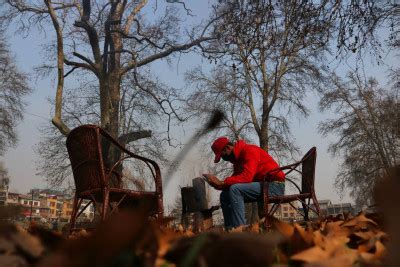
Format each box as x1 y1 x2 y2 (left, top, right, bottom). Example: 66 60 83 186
313 230 324 248
273 220 294 239
0 254 28 267
294 223 313 245
291 246 329 262
249 223 260 233
341 213 377 228
304 253 356 267
352 231 375 241
11 226 44 259
0 237 15 253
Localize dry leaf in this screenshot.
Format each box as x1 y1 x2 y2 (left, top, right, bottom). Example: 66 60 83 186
353 231 376 241
273 220 294 239
304 253 356 267
0 237 15 253
313 230 325 248
341 213 377 228
374 240 386 259
0 254 28 267
11 226 44 259
249 223 260 233
294 223 313 245
291 246 329 262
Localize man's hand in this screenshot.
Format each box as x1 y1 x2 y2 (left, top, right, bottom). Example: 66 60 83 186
202 174 224 190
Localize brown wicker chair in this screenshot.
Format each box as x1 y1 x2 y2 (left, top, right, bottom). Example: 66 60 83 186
66 125 163 233
262 147 320 228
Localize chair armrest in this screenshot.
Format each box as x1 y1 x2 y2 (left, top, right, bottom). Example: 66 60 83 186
263 161 302 181
99 128 162 194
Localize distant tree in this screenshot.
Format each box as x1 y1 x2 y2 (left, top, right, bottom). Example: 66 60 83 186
319 71 400 207
334 0 399 56
190 0 332 159
0 161 10 189
0 28 30 155
186 65 253 142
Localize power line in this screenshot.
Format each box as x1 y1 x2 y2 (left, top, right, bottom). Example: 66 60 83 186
24 112 49 121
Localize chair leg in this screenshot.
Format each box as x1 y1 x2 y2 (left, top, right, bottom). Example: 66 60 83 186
312 193 320 216
302 202 309 221
157 194 163 220
68 195 79 234
263 182 270 230
101 188 109 221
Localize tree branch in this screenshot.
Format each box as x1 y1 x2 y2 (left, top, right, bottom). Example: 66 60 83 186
64 58 98 76
121 36 214 74
72 51 97 70
73 20 102 65
44 0 70 136
118 130 152 145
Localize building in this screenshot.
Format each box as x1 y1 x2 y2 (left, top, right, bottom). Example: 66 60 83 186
79 200 95 220
308 199 354 219
327 203 353 217
7 192 20 206
0 186 96 223
46 195 59 219
19 194 41 217
273 202 303 222
61 198 74 220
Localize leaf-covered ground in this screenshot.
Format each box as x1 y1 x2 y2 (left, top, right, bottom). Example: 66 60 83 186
0 167 398 267
0 209 394 267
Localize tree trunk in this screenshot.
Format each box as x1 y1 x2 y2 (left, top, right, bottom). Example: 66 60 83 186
259 120 269 152
99 73 121 177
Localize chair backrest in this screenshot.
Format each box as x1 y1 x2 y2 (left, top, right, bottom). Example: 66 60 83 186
301 147 317 194
66 125 106 194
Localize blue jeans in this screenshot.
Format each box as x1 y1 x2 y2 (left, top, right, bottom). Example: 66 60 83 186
220 182 285 229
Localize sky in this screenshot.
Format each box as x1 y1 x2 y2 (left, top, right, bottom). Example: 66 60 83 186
1 1 398 210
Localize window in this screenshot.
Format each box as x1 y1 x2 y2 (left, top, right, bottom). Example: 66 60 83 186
290 212 294 217
283 207 288 211
24 201 28 205
283 213 288 217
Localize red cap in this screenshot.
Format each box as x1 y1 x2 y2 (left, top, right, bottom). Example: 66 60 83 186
211 137 229 163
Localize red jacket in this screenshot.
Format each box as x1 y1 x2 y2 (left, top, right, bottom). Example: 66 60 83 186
223 140 285 186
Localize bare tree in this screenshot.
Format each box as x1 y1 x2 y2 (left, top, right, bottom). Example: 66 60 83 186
35 68 176 186
0 161 10 190
186 66 253 141
188 1 332 160
0 27 30 155
333 0 399 56
319 71 400 207
1 1 216 184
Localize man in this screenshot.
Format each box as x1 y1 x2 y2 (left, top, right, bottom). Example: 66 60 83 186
203 137 285 230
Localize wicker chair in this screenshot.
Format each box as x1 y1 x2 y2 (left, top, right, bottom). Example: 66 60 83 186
66 125 163 233
262 147 320 228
